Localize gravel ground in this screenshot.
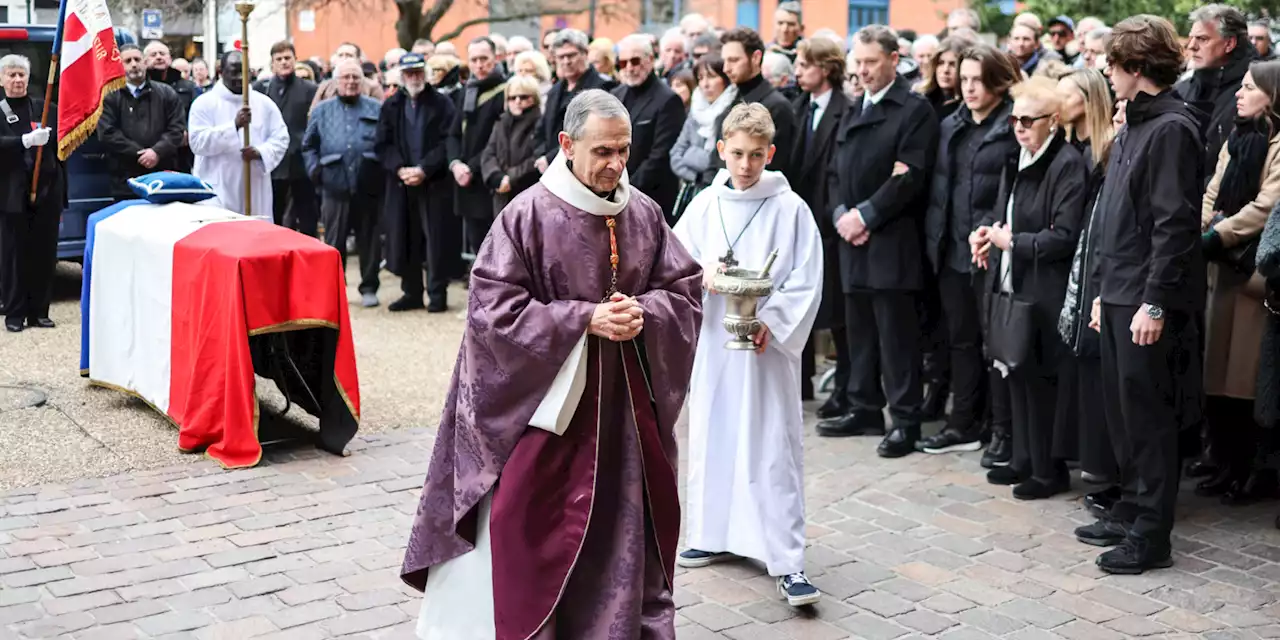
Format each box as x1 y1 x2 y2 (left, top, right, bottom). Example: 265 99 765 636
0 260 466 489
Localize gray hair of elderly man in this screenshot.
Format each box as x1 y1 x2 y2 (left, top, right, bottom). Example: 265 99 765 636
618 33 655 57
660 27 685 49
563 89 630 141
507 36 534 54
762 52 793 81
0 54 30 74
552 29 591 53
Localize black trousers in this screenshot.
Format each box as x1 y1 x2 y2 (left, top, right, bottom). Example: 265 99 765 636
938 268 987 433
1057 354 1117 481
1100 303 1191 545
844 290 922 424
920 266 950 386
320 192 381 295
401 189 452 306
803 328 851 401
463 216 492 258
1008 369 1063 481
1 210 58 322
273 177 319 238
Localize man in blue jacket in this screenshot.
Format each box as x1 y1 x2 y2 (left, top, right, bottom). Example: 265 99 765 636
304 59 384 307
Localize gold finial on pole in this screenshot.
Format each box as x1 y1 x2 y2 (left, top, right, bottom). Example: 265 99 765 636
235 1 255 217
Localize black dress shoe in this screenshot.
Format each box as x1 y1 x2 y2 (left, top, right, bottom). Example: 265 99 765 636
986 465 1025 486
1221 469 1280 506
1186 459 1218 479
5 318 24 333
1075 519 1128 547
26 317 55 329
388 296 426 312
877 425 919 458
1084 486 1122 519
1013 474 1070 500
815 396 849 420
817 411 885 438
981 431 1012 469
426 301 448 313
1096 539 1173 575
1195 468 1238 497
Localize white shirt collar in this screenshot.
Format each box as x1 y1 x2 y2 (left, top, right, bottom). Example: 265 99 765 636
126 81 145 93
1018 136 1055 170
811 88 832 110
862 81 893 108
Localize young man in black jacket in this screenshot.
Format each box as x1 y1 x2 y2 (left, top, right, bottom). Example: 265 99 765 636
716 27 797 184
1077 15 1206 575
254 41 319 235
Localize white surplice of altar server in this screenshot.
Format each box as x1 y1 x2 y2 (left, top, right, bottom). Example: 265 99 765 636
188 50 289 222
672 102 825 608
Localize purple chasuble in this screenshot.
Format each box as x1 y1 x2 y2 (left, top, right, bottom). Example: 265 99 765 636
401 181 702 640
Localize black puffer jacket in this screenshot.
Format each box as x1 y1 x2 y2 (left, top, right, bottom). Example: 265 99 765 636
923 100 1018 273
1095 89 1206 312
1175 43 1257 181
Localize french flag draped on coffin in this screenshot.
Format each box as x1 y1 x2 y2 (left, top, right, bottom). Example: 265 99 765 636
80 202 361 468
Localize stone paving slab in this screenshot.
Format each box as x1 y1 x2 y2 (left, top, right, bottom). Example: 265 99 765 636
3 420 1280 639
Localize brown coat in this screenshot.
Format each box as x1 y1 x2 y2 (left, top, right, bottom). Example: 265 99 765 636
1201 135 1280 399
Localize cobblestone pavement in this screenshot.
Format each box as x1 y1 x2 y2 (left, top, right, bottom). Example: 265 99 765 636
4 419 1280 640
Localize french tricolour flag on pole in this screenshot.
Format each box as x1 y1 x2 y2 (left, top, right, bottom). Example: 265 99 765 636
54 0 124 160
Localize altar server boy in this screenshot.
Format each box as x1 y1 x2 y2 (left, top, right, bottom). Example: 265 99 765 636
673 102 824 607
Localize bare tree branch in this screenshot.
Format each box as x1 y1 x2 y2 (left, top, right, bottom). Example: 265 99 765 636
431 3 593 43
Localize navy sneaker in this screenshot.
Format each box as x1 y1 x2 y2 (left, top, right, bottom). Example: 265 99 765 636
676 549 734 568
777 572 822 606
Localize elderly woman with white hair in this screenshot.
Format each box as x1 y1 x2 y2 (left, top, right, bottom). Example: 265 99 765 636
0 54 62 332
513 50 552 109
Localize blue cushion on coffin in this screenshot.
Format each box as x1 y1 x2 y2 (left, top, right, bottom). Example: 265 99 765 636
127 171 217 204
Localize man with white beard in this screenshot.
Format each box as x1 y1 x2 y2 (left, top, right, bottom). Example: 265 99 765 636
188 50 290 221
376 53 458 313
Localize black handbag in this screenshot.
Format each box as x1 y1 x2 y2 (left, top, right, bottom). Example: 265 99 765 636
986 240 1037 372
1207 237 1260 274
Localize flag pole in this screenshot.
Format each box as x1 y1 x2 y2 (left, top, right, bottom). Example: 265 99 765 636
235 0 254 217
30 0 69 203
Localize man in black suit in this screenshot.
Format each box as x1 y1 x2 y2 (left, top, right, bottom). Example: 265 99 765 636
98 44 186 202
790 37 850 411
820 25 939 458
610 34 684 220
716 27 797 183
0 54 62 332
534 29 617 172
448 36 508 255
254 41 319 235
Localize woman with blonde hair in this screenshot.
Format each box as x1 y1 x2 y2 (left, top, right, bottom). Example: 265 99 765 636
1055 67 1119 511
588 37 616 79
971 76 1088 499
481 75 543 218
427 54 463 97
1200 60 1280 503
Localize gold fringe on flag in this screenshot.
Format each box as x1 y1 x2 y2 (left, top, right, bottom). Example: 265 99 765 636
57 75 125 161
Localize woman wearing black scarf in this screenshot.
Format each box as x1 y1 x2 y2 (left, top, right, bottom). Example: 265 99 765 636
1198 60 1280 503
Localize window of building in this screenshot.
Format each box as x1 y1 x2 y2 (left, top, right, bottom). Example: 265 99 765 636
849 0 890 33
737 0 760 31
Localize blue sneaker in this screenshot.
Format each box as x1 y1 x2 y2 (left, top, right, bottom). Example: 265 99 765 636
777 572 822 606
676 549 734 568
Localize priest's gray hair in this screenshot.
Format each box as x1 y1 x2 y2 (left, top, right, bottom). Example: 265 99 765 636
563 89 630 141
552 29 590 54
0 54 30 74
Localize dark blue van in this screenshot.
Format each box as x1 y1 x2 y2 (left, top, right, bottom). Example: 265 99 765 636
0 24 136 261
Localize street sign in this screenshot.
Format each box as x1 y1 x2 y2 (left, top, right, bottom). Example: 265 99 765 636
141 9 163 39
298 10 315 32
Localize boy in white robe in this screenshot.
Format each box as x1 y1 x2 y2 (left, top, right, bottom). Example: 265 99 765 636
672 103 825 607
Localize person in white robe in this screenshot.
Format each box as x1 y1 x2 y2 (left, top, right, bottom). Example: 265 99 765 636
189 50 289 222
672 102 824 608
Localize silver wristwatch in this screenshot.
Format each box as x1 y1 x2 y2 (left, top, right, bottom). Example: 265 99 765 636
1145 304 1165 320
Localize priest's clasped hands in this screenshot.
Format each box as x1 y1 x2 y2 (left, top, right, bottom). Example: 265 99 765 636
234 107 261 162
589 292 644 342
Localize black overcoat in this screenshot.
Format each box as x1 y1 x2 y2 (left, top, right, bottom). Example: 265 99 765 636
610 74 684 215
448 70 507 220
253 74 318 181
98 82 187 198
375 87 456 275
480 109 540 216
535 70 617 162
827 76 939 292
790 87 848 328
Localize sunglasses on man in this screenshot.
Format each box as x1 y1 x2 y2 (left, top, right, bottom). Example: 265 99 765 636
616 56 646 70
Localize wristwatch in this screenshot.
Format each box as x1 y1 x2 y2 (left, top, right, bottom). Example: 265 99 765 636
1145 304 1165 320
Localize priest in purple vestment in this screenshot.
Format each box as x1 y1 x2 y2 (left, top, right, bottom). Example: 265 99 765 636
401 89 703 640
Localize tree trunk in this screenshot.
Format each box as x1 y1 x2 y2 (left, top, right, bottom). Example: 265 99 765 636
395 0 422 50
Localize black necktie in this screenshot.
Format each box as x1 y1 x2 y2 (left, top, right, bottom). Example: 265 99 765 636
805 101 818 150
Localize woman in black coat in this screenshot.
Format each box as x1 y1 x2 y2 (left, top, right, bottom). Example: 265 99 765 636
914 35 977 121
481 76 542 216
918 44 1022 461
973 76 1088 499
1054 68 1118 512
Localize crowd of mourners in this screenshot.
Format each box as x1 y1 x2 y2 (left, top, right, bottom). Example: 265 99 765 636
4 0 1280 580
